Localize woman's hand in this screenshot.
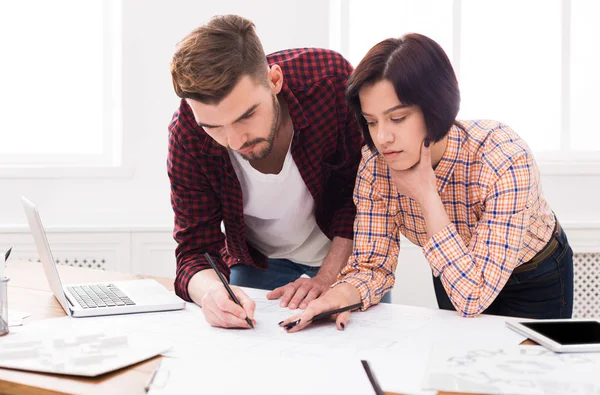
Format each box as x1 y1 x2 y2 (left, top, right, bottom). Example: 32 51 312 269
279 283 362 333
390 139 437 205
390 139 451 238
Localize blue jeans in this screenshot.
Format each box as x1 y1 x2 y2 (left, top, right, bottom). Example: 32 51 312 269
433 223 574 319
230 258 392 303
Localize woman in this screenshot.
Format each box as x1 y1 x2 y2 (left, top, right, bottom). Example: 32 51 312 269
281 33 573 332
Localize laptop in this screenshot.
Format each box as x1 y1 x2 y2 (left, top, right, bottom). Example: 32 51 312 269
21 197 185 318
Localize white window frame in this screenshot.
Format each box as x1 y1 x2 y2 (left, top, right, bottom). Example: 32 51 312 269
0 0 131 179
329 0 600 175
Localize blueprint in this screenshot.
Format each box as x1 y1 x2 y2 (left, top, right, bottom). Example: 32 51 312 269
422 345 600 395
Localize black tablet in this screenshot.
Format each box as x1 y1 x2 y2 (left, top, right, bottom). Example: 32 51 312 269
506 319 600 353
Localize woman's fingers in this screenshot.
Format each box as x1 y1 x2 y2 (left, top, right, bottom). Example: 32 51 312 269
335 311 351 331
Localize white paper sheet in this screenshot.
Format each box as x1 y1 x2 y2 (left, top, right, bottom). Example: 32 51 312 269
0 330 171 376
11 287 525 394
340 301 525 395
147 356 376 395
422 345 600 395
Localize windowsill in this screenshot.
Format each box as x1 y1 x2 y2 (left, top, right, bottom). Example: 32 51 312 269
537 157 600 176
0 225 171 233
0 165 134 179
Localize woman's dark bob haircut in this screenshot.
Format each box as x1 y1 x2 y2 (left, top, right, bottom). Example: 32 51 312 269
346 33 460 151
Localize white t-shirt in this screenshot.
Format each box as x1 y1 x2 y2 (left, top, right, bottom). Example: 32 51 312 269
228 138 331 267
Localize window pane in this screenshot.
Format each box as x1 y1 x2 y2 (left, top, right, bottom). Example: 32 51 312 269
570 0 600 151
0 0 104 157
459 0 562 152
347 0 453 67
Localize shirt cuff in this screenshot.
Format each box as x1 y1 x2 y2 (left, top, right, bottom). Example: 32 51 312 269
174 262 209 302
332 273 389 310
329 205 357 240
422 222 467 277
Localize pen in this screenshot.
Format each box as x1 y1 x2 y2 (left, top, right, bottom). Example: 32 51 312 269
361 360 384 395
144 359 162 393
204 253 254 329
283 302 363 330
1 247 12 280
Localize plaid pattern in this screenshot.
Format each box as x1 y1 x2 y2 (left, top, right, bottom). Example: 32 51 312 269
336 120 555 317
168 48 362 302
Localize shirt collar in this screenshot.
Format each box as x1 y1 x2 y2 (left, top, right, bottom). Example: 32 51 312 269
434 123 461 194
280 81 309 132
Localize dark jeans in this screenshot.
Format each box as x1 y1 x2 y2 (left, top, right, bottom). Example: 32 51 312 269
433 226 574 319
230 258 392 303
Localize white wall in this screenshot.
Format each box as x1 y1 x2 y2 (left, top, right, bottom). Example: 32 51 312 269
0 0 331 229
1 0 599 308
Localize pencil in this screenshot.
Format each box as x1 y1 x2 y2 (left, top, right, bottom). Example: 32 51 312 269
283 302 363 330
361 360 384 395
204 253 254 329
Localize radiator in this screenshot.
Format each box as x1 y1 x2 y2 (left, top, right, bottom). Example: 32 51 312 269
573 253 600 318
24 257 107 271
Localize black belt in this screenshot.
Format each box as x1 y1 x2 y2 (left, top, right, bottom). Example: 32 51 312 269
513 218 562 275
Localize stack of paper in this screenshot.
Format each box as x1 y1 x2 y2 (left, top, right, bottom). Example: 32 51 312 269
10 287 526 393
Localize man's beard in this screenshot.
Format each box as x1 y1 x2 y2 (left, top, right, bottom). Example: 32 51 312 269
238 94 280 161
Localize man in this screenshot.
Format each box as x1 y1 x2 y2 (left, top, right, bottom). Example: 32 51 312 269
168 14 382 329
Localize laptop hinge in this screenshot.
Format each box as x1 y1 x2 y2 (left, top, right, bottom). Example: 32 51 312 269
64 292 76 316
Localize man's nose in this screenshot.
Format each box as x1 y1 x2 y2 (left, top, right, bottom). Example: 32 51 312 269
227 130 247 151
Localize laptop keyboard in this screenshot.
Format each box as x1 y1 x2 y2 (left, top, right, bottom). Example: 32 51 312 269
66 284 136 309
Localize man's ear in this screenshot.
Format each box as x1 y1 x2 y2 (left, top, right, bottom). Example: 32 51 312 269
267 64 283 95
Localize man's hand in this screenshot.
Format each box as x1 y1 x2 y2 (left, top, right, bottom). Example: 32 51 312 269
279 283 362 333
188 269 255 329
266 273 335 310
200 283 256 328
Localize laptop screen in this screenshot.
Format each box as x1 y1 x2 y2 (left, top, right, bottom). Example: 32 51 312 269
21 197 72 316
